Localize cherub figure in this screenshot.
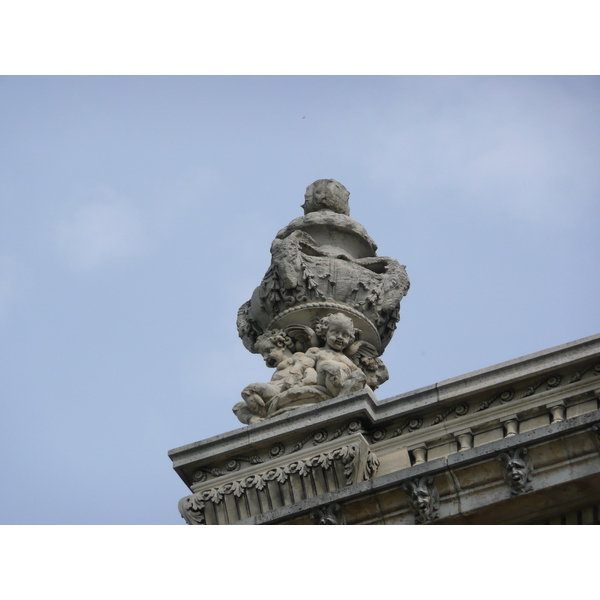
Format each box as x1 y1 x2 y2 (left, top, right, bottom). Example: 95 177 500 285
305 313 368 397
233 330 329 425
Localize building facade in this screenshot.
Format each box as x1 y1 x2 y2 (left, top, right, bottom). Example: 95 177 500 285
170 332 600 524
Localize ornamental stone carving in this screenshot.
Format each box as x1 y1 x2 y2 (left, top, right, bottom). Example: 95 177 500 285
497 447 534 495
310 503 346 525
179 433 379 524
234 180 409 424
403 476 440 523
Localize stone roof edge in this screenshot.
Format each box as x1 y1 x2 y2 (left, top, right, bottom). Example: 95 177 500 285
169 331 600 465
237 407 600 525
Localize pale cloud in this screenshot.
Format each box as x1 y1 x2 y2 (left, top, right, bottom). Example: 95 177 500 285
0 256 16 325
56 191 146 270
0 255 29 327
365 78 600 228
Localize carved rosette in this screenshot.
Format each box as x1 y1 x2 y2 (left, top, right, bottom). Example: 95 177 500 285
497 447 534 495
403 476 440 524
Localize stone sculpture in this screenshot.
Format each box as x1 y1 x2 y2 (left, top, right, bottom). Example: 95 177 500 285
234 179 409 424
403 476 440 523
310 503 346 525
497 447 534 495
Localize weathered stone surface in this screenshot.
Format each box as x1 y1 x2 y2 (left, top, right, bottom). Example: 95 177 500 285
170 332 600 524
234 180 409 424
177 432 379 525
497 447 534 495
403 476 440 523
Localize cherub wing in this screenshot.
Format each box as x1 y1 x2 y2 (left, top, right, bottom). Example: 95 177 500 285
345 340 389 390
285 324 319 352
345 340 378 360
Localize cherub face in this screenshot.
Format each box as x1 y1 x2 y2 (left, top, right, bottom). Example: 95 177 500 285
256 339 291 368
326 324 353 351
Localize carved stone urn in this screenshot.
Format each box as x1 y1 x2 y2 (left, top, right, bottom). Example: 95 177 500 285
233 179 409 425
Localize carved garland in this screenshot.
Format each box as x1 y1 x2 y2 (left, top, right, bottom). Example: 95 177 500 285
192 443 285 483
330 419 365 440
192 421 368 484
180 443 380 524
476 389 515 412
374 365 596 444
429 403 469 426
570 363 600 383
384 417 423 441
521 374 562 398
292 429 329 453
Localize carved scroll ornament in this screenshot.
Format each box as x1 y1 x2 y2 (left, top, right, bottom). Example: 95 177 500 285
179 442 379 525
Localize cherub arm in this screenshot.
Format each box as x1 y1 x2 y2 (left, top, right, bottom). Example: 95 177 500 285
281 352 317 388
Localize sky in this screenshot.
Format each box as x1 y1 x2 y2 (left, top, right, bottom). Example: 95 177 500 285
1 75 599 525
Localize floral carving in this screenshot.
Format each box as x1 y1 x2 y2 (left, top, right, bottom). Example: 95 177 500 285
310 503 346 525
192 467 227 482
183 442 379 525
521 374 562 398
330 419 365 440
178 494 206 525
224 454 266 473
371 429 387 443
193 446 285 484
403 476 440 523
292 429 329 453
236 180 409 424
569 365 594 383
497 447 534 495
269 443 286 459
476 388 515 412
429 403 469 427
389 417 423 439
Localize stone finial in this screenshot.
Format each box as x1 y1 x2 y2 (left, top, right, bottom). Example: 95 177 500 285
302 179 350 216
235 181 409 424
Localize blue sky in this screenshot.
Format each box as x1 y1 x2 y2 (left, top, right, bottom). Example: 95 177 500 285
1 76 599 524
